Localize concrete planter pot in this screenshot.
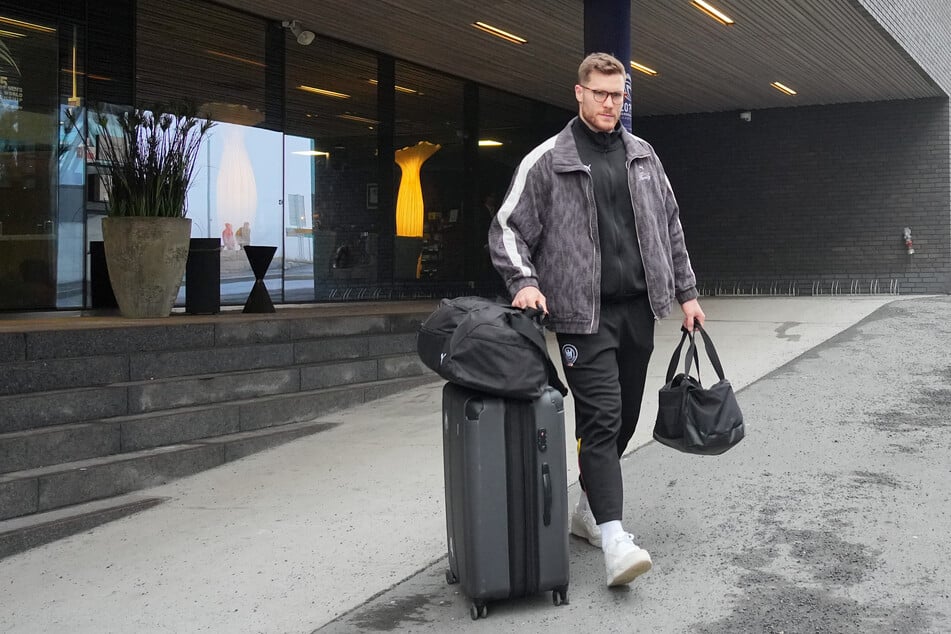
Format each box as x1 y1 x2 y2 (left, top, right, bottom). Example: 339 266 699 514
102 216 192 318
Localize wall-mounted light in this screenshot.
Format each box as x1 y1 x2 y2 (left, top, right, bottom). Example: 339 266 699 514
770 81 797 96
293 150 330 157
478 139 503 147
690 0 735 26
282 19 315 45
630 60 658 76
472 21 527 45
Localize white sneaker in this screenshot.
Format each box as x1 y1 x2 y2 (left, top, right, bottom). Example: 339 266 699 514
604 532 652 587
570 503 602 548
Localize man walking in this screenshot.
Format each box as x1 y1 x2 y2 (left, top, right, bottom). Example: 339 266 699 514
488 52 705 587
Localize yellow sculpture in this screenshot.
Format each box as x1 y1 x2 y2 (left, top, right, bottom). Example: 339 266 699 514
394 141 441 237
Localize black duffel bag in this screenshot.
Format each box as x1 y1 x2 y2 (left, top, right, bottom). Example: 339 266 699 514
653 322 745 455
417 296 568 400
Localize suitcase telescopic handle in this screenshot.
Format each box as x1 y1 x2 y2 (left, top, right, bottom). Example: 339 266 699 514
541 463 552 526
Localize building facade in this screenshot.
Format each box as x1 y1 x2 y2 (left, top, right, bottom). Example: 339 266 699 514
0 0 949 312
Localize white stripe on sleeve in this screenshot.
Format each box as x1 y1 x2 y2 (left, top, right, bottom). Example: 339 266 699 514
496 136 558 278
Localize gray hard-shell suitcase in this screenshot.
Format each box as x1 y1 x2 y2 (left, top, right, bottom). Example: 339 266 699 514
442 382 570 620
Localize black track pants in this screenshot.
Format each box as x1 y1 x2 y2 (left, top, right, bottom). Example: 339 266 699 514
556 296 655 524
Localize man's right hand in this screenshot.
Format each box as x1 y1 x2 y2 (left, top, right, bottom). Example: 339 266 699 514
512 286 548 314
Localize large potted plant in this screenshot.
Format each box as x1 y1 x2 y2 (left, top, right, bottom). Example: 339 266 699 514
91 105 214 318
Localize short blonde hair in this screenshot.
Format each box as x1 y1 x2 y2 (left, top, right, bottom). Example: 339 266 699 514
578 53 626 85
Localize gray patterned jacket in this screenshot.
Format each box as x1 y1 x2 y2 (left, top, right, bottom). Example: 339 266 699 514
488 118 698 335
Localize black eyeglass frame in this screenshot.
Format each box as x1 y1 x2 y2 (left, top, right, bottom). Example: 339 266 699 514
579 84 627 104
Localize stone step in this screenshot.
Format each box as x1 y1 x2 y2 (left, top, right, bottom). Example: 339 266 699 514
0 374 439 473
127 331 416 381
0 329 423 397
0 308 428 363
0 494 166 560
126 351 429 414
0 351 431 434
0 420 340 521
0 310 430 362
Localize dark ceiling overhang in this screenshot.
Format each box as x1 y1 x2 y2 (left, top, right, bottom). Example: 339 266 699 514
214 0 944 116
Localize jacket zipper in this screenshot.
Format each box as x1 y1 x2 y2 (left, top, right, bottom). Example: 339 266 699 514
626 156 658 320
582 166 598 332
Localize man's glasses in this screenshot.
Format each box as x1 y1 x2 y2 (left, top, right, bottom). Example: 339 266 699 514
580 85 627 105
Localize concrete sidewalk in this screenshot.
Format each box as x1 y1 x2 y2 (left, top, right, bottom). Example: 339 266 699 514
0 296 901 633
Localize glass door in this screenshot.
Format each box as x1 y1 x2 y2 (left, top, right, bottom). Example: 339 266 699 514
0 13 59 310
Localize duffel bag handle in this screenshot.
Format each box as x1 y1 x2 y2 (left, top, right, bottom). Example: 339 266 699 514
665 327 701 383
691 323 727 381
505 309 569 396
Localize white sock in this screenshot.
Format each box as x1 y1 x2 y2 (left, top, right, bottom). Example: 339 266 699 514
598 520 623 550
577 491 590 513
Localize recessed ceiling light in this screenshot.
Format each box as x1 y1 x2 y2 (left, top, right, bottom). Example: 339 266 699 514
771 81 797 96
337 113 379 125
205 50 266 68
298 85 350 99
60 68 112 81
690 0 735 26
0 16 55 33
293 150 330 157
630 61 658 76
367 79 418 94
472 21 527 45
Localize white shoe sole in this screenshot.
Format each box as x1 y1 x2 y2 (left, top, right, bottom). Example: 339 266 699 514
606 553 653 587
569 513 602 548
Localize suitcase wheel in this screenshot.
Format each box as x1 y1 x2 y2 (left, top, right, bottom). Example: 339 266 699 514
470 601 488 620
445 568 458 585
552 586 569 606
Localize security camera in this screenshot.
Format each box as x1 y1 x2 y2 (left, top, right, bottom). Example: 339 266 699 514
282 19 315 46
739 111 752 122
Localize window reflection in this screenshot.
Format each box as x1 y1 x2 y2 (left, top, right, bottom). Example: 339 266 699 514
0 14 59 309
285 37 377 301
0 1 575 311
394 61 464 287
477 86 571 285
138 0 282 307
184 122 283 305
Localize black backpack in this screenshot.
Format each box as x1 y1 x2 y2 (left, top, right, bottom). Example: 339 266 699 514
417 296 568 400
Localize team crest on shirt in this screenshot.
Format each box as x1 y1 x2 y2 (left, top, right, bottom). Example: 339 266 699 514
561 344 579 367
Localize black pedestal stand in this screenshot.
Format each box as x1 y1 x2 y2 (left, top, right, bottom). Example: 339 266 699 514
242 245 277 313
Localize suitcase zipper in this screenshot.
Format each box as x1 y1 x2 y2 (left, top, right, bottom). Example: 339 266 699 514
520 403 540 596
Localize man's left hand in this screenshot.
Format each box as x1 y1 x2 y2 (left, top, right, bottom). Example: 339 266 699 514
681 299 705 332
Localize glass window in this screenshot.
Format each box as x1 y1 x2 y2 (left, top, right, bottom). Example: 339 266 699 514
186 123 284 305
393 61 465 292
0 12 60 309
138 0 283 306
284 39 378 301
476 86 572 286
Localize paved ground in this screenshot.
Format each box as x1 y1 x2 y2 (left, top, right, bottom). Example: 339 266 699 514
321 296 951 633
3 295 949 633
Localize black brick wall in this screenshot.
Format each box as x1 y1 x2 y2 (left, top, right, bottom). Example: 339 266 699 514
634 97 951 295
